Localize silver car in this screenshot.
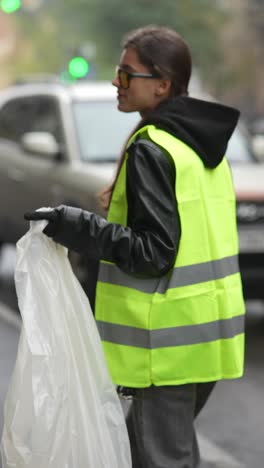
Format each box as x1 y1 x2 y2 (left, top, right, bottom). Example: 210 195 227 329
0 80 139 243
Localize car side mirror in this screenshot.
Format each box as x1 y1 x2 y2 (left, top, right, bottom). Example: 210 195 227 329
21 132 60 159
252 134 264 162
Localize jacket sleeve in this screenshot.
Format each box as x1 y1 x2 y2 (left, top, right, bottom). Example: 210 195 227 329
51 139 181 278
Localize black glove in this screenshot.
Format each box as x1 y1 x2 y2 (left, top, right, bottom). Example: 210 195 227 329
24 209 57 222
24 207 63 238
24 205 96 253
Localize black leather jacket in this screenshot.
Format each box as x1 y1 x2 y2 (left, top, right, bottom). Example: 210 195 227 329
51 138 181 278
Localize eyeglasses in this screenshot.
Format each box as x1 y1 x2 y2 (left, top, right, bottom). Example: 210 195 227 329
115 66 160 89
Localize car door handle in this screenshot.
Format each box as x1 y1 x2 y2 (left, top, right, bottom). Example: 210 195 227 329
7 168 25 182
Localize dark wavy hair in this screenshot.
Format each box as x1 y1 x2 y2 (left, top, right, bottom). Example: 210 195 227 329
122 25 192 96
99 25 192 210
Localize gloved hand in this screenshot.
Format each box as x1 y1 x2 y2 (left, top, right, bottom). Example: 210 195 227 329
24 209 57 222
24 205 96 253
24 207 60 237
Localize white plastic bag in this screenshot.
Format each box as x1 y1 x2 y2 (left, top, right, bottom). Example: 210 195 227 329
1 220 132 468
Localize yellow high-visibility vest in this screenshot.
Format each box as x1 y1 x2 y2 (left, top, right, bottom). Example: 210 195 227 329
95 125 245 387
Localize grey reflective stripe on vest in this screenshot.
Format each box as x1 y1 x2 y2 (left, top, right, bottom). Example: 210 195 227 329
97 314 245 349
98 255 239 294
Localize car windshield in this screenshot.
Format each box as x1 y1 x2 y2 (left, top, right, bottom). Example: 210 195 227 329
73 99 255 165
72 100 139 162
225 126 255 163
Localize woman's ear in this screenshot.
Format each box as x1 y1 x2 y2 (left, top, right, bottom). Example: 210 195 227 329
155 79 172 97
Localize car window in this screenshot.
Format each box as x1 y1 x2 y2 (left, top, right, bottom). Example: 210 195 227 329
0 98 33 142
72 100 139 162
29 97 64 144
225 126 255 164
0 96 64 145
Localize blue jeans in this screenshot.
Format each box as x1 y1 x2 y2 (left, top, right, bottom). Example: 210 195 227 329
125 382 216 468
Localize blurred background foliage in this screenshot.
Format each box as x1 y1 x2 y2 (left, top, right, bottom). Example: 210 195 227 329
12 0 225 80
0 0 263 121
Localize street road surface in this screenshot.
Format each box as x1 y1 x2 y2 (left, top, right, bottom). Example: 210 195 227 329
0 305 20 468
196 302 264 467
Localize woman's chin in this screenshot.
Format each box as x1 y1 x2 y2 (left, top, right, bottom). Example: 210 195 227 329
118 102 131 113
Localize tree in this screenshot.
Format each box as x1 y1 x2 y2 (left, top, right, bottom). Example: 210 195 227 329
94 0 223 60
5 0 262 120
10 0 226 88
214 0 264 120
54 0 226 84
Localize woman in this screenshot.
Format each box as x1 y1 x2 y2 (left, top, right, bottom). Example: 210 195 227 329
25 25 245 468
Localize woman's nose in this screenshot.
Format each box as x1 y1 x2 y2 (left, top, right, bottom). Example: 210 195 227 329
112 75 119 88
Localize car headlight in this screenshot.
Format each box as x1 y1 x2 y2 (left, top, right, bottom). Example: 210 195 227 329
236 202 264 223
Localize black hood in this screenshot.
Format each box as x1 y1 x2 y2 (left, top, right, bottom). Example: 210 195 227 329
143 96 240 168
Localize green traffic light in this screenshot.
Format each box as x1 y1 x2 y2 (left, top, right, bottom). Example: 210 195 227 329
1 0 21 13
68 57 89 79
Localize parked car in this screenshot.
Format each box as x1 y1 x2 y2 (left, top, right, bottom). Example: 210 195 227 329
227 127 264 299
0 79 139 303
0 79 263 301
